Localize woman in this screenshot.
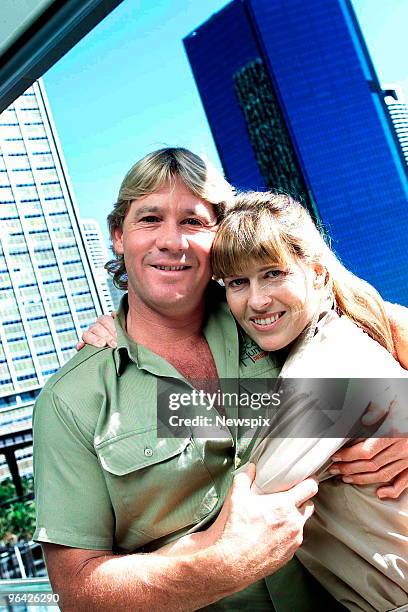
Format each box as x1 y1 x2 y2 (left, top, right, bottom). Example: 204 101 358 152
209 191 408 611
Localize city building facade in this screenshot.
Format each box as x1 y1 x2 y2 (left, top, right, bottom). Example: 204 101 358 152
0 79 103 481
184 0 408 305
383 85 408 167
81 218 118 314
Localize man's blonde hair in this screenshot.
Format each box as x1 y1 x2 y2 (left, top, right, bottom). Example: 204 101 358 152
106 147 234 289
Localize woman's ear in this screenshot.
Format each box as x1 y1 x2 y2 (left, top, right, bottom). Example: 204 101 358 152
312 263 326 289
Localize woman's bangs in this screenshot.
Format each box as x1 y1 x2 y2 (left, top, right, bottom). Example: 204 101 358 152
212 212 292 278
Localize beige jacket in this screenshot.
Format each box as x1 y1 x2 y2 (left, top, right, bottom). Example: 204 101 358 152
249 312 408 611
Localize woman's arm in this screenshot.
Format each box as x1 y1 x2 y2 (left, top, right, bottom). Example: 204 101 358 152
385 302 408 368
331 303 408 500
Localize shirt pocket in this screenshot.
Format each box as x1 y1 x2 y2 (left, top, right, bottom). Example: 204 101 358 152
96 428 219 542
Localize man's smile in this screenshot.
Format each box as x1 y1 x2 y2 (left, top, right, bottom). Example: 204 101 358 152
150 264 192 271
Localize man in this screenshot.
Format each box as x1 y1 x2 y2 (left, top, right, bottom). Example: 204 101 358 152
34 148 408 611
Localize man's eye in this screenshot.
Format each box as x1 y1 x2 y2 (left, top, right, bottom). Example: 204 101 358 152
181 218 204 226
227 278 247 288
140 216 160 223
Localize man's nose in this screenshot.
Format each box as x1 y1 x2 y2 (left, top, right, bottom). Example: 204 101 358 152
248 282 273 311
155 222 188 251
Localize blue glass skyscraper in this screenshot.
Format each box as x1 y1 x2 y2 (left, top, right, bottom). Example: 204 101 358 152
184 0 408 304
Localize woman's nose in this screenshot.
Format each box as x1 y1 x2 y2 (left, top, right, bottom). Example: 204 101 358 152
247 283 273 311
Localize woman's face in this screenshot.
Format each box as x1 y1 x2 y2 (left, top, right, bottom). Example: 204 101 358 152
224 259 323 351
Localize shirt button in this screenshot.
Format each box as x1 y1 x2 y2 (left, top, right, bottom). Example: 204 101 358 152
144 447 153 457
234 456 241 469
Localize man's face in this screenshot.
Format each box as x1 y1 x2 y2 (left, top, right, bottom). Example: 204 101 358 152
113 180 218 316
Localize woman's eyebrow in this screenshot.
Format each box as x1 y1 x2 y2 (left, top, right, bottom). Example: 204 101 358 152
258 264 285 271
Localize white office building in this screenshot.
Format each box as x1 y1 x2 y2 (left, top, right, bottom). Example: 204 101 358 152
0 80 103 478
81 218 117 314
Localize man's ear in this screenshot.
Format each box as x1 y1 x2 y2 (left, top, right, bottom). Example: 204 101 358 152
112 227 124 255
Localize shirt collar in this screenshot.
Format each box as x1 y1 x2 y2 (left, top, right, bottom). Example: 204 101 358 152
113 294 139 375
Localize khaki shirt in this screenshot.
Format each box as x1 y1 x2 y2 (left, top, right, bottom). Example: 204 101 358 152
33 286 344 611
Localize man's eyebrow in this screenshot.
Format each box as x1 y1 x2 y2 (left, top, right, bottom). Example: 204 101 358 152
184 207 212 216
132 205 214 218
132 205 161 216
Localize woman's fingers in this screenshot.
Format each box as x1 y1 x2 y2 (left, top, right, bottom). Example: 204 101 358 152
330 438 408 499
376 468 408 499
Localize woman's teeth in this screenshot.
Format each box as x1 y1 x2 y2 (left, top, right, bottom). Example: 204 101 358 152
253 313 283 325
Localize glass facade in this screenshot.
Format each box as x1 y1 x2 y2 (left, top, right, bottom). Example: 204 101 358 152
184 0 408 305
234 58 315 214
0 80 103 460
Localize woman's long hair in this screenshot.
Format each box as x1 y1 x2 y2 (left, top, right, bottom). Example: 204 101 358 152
211 192 394 354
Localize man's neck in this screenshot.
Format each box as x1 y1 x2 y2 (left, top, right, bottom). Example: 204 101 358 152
126 295 206 351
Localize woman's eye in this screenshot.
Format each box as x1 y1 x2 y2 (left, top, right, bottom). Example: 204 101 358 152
227 278 247 288
266 269 285 279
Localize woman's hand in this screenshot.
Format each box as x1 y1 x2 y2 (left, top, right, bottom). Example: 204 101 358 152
76 312 117 350
330 438 408 499
330 395 408 500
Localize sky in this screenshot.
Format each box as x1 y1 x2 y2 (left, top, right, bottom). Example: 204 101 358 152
42 0 408 244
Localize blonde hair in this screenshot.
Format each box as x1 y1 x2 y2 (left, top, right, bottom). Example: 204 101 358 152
212 192 394 353
106 147 234 289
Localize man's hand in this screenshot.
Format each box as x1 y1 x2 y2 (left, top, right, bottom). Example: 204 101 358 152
76 313 117 350
385 302 408 369
158 463 317 587
213 464 317 586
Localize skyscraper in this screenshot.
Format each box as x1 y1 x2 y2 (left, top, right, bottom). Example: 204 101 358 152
0 80 103 483
184 0 408 304
383 86 408 167
82 218 116 314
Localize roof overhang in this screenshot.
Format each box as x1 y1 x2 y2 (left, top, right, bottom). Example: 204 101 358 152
0 0 124 113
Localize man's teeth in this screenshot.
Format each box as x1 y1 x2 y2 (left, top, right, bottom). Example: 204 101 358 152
155 265 188 271
253 313 282 325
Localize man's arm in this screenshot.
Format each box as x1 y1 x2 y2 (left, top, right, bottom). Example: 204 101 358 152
76 314 117 350
77 303 408 364
44 542 234 612
75 306 408 500
43 467 317 611
330 438 408 499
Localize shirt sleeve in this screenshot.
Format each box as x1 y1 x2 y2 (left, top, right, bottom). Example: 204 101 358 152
33 387 114 550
